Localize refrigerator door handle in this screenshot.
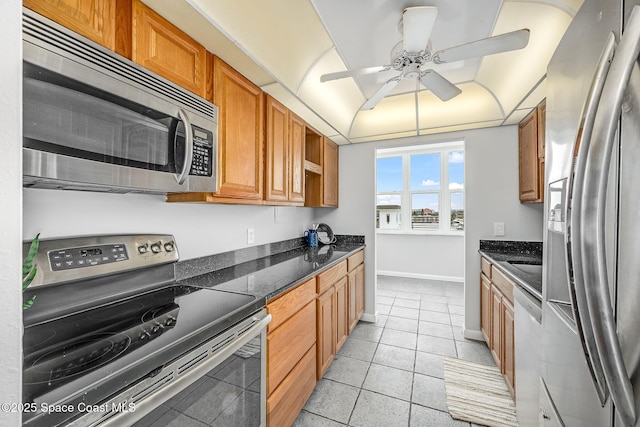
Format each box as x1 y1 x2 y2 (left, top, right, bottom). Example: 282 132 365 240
580 6 640 426
566 32 616 406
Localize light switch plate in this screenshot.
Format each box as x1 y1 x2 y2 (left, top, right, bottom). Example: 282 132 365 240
247 228 255 244
494 222 505 236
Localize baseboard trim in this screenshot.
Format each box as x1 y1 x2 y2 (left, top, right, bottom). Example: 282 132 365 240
361 312 376 323
377 270 464 283
462 327 485 342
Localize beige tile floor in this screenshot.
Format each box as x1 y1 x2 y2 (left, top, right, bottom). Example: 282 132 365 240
293 275 495 427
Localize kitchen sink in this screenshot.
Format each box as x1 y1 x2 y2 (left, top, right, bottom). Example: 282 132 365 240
508 262 543 275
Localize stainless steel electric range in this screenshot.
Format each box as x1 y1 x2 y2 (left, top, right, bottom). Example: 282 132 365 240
22 235 269 427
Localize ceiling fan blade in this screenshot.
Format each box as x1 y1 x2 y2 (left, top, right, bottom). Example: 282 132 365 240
320 66 390 82
420 70 462 101
402 6 438 53
433 28 530 64
360 77 402 110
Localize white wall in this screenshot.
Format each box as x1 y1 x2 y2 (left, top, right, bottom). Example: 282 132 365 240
0 2 23 424
23 189 315 260
315 125 544 335
465 126 544 336
377 234 464 281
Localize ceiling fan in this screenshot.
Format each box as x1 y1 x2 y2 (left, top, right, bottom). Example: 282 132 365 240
320 6 530 110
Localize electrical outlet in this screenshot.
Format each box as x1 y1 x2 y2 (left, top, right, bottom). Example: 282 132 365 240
494 222 505 236
247 228 255 244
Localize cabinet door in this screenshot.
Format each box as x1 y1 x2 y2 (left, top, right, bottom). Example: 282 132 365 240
265 95 289 202
267 300 316 395
267 345 316 427
131 0 206 97
490 284 503 370
518 109 541 203
213 56 264 200
289 113 305 203
335 277 348 352
502 298 515 397
322 138 339 207
480 273 492 345
24 0 117 50
348 270 357 333
316 287 335 380
355 263 365 321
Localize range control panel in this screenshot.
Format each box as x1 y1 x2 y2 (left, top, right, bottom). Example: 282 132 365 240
26 234 180 288
49 244 129 271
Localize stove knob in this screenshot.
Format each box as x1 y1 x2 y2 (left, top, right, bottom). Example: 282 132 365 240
139 331 151 341
165 317 175 327
164 242 175 252
150 242 162 254
151 323 163 334
138 244 149 254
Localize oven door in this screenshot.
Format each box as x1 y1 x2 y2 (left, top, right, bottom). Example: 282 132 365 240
72 310 271 427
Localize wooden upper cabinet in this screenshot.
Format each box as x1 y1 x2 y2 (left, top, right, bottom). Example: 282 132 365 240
518 107 542 203
24 0 119 51
323 138 339 207
264 96 305 204
131 0 207 97
518 99 546 204
265 95 290 202
289 113 306 203
213 56 264 201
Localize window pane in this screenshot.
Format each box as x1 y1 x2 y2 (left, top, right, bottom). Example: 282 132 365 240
377 156 402 192
376 194 402 229
451 192 464 231
449 151 464 190
411 193 439 230
410 153 440 190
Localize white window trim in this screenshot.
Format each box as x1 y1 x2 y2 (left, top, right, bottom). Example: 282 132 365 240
376 141 464 236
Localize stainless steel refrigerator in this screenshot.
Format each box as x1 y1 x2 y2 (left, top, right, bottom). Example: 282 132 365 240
541 0 640 425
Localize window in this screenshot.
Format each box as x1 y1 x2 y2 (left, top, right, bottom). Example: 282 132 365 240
376 142 464 234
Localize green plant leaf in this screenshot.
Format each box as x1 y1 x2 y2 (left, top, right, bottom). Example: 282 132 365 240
22 233 40 281
22 264 37 292
23 295 36 310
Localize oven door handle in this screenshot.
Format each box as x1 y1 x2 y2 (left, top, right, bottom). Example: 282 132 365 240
176 108 194 185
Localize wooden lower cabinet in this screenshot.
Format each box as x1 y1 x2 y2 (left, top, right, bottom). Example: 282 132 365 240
267 301 316 395
335 277 348 351
502 298 515 396
490 284 503 371
480 273 492 344
267 345 316 427
316 286 335 380
347 251 365 333
480 256 516 398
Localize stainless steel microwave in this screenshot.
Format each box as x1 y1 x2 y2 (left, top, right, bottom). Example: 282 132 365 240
22 8 218 194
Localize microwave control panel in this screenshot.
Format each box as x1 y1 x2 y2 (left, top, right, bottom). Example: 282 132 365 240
190 127 213 177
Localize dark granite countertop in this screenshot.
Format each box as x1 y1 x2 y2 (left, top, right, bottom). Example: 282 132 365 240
479 240 542 301
175 236 365 307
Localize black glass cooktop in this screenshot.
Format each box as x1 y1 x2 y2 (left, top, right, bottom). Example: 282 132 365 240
22 284 260 424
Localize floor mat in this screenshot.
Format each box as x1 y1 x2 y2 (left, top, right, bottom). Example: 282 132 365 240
443 357 518 427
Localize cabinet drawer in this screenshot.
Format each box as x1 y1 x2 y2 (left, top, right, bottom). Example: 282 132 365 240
481 257 492 279
267 344 317 427
267 278 316 332
267 300 316 395
317 260 347 294
347 250 364 272
492 268 514 304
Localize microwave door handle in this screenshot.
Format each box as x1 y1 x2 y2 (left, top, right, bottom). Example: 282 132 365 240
566 32 616 406
581 6 640 426
176 109 194 185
